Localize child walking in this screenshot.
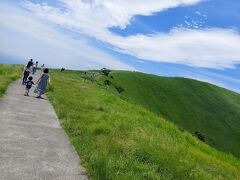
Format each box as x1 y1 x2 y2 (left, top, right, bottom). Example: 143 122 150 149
24 76 34 96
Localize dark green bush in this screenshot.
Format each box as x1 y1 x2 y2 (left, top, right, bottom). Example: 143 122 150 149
115 86 124 94
101 68 111 77
104 80 111 86
192 131 205 142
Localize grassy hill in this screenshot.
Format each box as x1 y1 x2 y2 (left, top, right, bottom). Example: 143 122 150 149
95 71 240 158
47 70 240 179
0 64 22 97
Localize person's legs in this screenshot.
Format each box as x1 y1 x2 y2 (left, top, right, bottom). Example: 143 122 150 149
23 72 29 84
37 92 42 98
25 72 29 83
22 72 27 84
37 90 43 98
26 89 30 96
33 67 37 74
25 88 29 96
22 76 25 84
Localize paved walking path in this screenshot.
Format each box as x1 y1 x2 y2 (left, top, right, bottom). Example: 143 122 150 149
0 72 88 180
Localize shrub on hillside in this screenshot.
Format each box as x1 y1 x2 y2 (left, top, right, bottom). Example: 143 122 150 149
104 80 111 86
101 68 111 77
115 86 124 94
192 131 205 142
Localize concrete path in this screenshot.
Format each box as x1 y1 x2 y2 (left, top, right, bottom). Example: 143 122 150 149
0 72 88 180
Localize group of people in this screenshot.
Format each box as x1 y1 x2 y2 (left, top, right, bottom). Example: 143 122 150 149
22 59 50 98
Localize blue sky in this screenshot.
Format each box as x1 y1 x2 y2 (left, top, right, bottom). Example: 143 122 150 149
110 0 240 35
0 0 239 92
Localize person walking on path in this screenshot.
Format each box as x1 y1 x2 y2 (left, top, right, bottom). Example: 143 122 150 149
22 64 31 85
32 64 36 75
35 61 38 73
27 59 33 67
24 76 34 96
32 61 39 75
35 68 50 98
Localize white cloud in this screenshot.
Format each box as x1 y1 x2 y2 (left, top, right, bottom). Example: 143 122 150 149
0 1 135 70
114 28 240 69
24 0 201 28
195 11 201 15
21 0 240 69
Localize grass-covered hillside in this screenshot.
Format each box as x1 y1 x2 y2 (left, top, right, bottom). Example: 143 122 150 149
0 64 22 97
96 71 240 158
47 70 240 179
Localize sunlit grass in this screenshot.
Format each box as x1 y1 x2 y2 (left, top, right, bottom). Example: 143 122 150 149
47 70 240 180
96 71 240 158
0 64 22 97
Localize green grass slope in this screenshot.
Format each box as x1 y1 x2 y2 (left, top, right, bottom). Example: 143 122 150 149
47 70 240 179
97 71 240 158
0 64 22 97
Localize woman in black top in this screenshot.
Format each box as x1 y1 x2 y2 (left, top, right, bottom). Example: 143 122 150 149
22 64 31 85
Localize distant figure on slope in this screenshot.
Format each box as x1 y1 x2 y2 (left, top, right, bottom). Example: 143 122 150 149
61 67 65 72
35 68 50 99
24 76 34 96
22 64 31 84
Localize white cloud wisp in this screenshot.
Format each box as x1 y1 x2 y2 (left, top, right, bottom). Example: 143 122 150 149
0 1 135 70
21 0 240 69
